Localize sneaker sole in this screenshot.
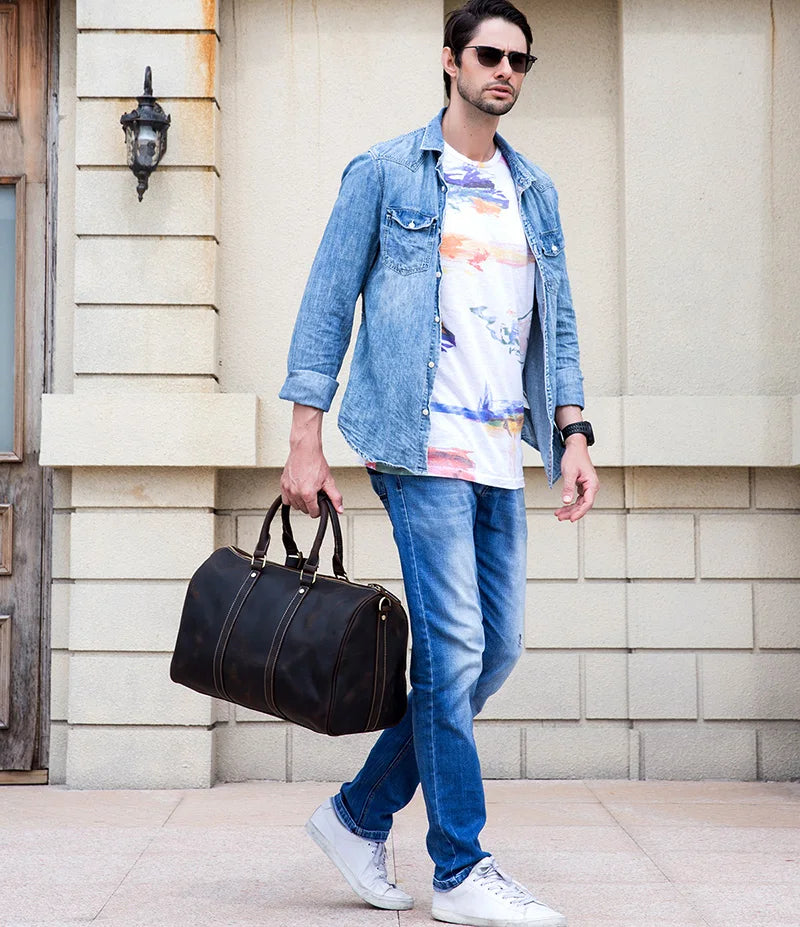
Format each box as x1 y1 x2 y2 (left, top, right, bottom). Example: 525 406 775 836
305 818 414 911
431 904 567 927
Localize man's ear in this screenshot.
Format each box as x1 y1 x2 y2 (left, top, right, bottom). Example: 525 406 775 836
441 46 458 82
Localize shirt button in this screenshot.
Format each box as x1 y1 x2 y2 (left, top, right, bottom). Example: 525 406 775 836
441 185 446 192
434 316 440 323
428 361 435 368
551 245 558 253
435 271 441 278
422 409 429 416
409 221 416 229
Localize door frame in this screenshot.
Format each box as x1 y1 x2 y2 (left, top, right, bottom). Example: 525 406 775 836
2 0 59 782
33 0 60 780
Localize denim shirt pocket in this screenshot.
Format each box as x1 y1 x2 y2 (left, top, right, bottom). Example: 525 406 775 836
380 206 438 276
538 227 565 292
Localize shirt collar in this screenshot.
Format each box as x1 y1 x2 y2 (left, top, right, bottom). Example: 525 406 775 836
420 107 534 190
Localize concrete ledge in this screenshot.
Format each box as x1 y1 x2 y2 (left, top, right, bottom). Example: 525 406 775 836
73 375 220 394
258 394 800 468
40 394 258 466
623 395 794 466
41 394 800 469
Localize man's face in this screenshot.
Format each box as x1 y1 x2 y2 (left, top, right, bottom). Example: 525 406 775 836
450 17 529 116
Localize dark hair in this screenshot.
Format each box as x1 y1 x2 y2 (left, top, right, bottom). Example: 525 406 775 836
442 0 533 98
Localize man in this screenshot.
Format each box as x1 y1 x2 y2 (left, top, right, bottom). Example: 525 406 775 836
279 1 599 924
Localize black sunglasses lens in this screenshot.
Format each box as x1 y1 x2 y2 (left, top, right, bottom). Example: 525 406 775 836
473 46 534 74
508 52 531 73
475 46 504 68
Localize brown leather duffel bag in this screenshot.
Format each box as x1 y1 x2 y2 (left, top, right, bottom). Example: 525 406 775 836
170 492 408 735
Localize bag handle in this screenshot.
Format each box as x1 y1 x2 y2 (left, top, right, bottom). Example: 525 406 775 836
252 492 346 582
279 504 303 567
299 492 347 584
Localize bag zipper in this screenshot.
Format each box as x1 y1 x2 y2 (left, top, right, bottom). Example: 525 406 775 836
368 582 401 605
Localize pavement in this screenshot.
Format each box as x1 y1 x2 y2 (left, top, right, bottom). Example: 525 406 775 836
2 778 799 927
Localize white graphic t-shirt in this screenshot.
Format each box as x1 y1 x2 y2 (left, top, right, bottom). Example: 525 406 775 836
366 141 535 489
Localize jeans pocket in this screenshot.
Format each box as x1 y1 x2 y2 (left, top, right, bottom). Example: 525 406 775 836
367 468 389 504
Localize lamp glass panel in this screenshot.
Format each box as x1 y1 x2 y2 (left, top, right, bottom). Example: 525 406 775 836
0 184 16 453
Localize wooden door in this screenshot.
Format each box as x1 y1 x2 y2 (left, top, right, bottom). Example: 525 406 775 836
0 0 54 778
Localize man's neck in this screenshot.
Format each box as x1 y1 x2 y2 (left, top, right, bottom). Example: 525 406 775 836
441 102 500 163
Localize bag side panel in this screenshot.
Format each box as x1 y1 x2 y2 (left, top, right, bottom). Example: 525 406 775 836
328 599 409 735
326 599 381 736
170 548 253 699
271 578 374 734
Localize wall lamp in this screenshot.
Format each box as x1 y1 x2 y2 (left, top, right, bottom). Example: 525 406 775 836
120 66 171 201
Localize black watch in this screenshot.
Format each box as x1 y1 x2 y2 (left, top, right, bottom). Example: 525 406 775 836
559 420 594 447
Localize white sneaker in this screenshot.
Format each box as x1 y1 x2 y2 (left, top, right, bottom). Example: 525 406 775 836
305 798 414 910
431 856 566 926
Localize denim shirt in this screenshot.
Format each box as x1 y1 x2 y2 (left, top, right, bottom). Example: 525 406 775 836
279 109 585 489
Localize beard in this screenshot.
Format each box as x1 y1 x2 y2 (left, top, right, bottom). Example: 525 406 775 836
455 73 517 115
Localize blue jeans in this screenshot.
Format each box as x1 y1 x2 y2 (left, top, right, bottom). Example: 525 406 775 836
331 470 527 890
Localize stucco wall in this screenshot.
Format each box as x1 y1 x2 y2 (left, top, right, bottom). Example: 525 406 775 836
216 0 800 467
41 0 799 788
216 0 444 466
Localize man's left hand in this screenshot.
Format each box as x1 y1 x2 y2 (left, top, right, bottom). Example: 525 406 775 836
554 441 599 522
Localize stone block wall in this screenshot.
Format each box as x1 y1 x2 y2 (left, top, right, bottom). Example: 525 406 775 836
49 468 222 787
208 465 800 784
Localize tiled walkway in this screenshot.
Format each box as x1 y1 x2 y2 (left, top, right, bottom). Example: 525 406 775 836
2 779 799 927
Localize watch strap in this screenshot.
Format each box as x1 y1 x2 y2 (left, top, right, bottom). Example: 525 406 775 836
560 421 594 447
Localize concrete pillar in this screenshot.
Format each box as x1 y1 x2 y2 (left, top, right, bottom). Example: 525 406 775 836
44 0 235 787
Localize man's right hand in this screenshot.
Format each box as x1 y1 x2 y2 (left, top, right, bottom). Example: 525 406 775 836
280 403 344 518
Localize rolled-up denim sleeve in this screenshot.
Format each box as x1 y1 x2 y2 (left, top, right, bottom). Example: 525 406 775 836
549 187 585 410
279 151 382 412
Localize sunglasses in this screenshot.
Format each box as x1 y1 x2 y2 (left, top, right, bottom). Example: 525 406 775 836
462 45 537 74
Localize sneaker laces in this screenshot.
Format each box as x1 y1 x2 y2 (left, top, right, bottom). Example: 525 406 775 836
368 840 398 887
474 859 541 907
